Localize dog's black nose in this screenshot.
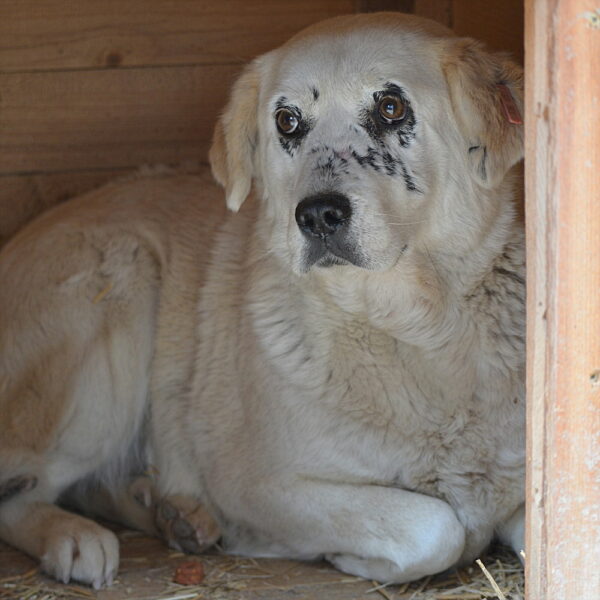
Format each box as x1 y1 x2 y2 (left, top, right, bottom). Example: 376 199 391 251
295 193 352 238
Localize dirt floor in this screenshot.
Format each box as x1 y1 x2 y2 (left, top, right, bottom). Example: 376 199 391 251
0 525 524 600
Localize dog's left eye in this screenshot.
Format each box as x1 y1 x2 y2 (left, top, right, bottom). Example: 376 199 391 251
378 95 407 123
275 109 300 135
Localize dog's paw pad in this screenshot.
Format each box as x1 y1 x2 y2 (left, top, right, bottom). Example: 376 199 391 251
172 516 195 538
172 518 203 554
155 496 220 554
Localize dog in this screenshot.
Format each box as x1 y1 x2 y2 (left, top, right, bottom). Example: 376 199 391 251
0 12 525 588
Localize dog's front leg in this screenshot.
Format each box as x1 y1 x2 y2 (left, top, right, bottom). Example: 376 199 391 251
226 479 465 583
496 504 525 563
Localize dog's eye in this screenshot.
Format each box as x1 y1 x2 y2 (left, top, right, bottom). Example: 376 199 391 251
275 109 300 135
378 95 407 123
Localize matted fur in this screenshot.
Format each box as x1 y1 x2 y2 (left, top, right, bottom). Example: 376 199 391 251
0 13 525 588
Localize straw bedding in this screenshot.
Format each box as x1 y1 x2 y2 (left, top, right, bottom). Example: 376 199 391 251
0 528 524 600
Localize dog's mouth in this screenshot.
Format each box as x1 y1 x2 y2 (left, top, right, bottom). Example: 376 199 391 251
316 252 349 268
301 236 362 271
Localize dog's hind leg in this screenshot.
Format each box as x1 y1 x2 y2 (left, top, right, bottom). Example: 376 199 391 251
0 492 120 587
0 220 159 587
0 332 153 588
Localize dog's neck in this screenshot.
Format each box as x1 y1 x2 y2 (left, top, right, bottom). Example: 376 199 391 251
306 183 522 333
295 178 524 395
244 173 524 397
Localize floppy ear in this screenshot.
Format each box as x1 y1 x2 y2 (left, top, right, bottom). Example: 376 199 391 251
209 61 261 212
443 39 524 188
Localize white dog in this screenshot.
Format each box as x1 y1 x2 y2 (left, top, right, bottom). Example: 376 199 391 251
0 12 525 588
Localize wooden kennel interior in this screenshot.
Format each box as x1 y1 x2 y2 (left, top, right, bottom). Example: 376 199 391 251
1 1 598 599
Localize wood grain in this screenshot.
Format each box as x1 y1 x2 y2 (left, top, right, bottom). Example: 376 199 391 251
525 1 600 598
0 64 241 174
413 0 453 27
358 0 415 12
0 0 355 72
453 0 523 62
0 1 524 237
0 169 131 247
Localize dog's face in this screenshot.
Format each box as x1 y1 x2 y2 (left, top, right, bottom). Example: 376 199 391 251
210 14 523 274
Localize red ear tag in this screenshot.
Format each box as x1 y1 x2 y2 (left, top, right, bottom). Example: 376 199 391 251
497 84 522 125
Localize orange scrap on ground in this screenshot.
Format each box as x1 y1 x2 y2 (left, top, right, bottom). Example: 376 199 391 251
173 560 205 585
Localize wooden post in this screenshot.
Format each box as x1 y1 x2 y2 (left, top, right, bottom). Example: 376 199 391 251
525 1 600 599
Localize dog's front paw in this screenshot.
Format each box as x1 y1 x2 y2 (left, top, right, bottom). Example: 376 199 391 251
40 517 119 589
155 495 220 554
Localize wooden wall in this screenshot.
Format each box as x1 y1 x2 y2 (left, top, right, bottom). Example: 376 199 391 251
0 0 523 245
525 0 600 598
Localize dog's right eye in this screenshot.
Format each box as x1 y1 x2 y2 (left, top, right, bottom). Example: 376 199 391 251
377 95 407 123
275 109 300 135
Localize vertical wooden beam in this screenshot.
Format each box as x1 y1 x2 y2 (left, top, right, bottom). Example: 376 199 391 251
526 1 600 599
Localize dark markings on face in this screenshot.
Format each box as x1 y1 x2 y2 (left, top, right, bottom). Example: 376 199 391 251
314 148 351 179
395 157 419 192
351 147 380 171
275 85 420 193
362 83 417 148
275 96 314 156
351 148 420 192
351 83 420 192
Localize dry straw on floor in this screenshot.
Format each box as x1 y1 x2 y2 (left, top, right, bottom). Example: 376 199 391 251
0 534 524 600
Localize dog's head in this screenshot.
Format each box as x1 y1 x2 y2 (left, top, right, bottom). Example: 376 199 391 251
210 13 523 274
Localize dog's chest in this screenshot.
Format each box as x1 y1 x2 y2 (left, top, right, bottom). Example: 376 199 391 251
326 320 399 424
324 319 524 505
326 319 461 428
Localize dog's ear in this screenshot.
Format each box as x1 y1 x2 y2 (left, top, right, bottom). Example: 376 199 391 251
443 39 523 188
209 61 261 212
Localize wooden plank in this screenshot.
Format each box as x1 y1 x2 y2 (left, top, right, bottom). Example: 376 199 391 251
0 169 131 247
0 0 355 73
525 1 600 599
356 1 453 27
0 64 242 174
452 0 523 62
413 1 453 27
357 0 415 12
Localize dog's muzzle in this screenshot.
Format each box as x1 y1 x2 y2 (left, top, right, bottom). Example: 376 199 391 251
295 193 359 269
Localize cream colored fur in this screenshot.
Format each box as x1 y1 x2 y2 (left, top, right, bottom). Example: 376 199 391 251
0 13 525 587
